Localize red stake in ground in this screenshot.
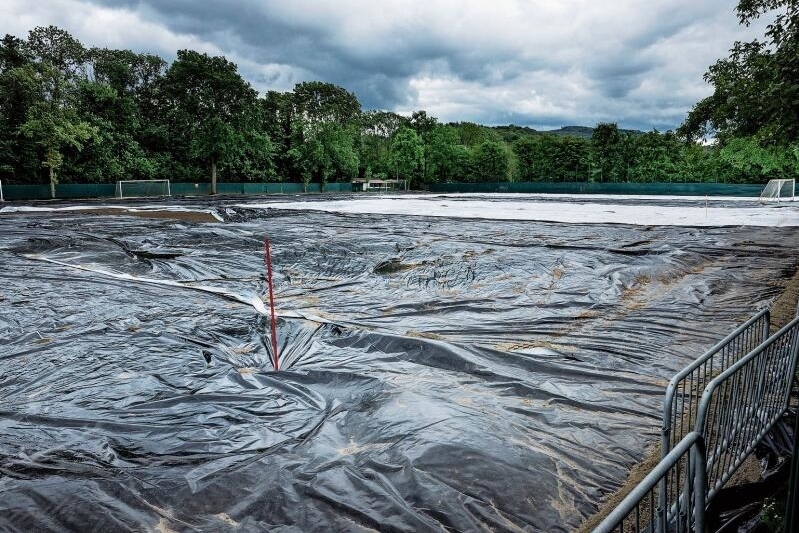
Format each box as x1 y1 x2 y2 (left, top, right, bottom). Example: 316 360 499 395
264 237 279 371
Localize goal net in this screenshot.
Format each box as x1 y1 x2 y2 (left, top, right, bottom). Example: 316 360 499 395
759 178 795 202
115 179 171 199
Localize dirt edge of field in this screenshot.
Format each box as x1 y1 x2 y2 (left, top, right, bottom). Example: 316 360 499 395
75 208 221 223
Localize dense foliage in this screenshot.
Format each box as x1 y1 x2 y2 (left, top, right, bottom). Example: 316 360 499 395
0 21 796 194
679 0 799 177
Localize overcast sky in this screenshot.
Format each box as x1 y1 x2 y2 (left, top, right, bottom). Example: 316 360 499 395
1 0 769 131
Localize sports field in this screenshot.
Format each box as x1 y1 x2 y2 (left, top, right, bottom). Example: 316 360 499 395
1 193 797 531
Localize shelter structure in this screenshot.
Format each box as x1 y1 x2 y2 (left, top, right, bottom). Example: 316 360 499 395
351 178 407 192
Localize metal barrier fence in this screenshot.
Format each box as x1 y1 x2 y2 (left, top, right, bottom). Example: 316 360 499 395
662 310 771 458
593 432 707 533
593 313 799 533
695 316 799 501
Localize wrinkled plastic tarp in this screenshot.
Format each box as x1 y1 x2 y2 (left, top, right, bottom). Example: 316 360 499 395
1 197 797 532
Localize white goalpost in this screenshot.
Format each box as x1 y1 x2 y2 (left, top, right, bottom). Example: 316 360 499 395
759 178 795 203
0 179 4 202
115 179 171 199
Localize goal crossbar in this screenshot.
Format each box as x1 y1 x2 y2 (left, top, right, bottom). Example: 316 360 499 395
115 179 171 199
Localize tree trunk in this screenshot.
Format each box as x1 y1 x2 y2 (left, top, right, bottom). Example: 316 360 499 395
49 166 55 199
211 159 217 195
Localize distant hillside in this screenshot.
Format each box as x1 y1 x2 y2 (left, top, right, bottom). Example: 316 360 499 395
544 125 595 138
491 124 643 143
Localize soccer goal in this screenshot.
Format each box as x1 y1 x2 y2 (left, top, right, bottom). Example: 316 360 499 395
759 178 795 202
115 179 171 199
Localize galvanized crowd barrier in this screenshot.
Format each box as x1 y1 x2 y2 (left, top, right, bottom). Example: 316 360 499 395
593 311 799 533
695 315 799 501
593 432 706 533
662 309 770 458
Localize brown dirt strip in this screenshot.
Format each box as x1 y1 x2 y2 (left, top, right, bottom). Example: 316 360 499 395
79 208 220 223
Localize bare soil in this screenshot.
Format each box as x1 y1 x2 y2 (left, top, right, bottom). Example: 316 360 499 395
76 208 220 223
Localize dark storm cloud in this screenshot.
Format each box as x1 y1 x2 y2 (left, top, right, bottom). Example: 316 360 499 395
1 0 772 130
76 0 460 109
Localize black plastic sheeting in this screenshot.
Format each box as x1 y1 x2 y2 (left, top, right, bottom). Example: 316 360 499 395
1 197 798 532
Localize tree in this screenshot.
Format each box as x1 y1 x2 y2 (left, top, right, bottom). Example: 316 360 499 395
297 123 358 191
159 50 263 193
514 134 591 182
426 125 464 183
358 110 407 180
290 82 361 188
292 81 361 135
63 49 171 183
512 136 542 181
20 80 96 196
471 140 510 182
409 110 438 139
389 127 424 187
680 0 799 145
0 35 40 182
591 123 625 182
625 130 685 182
18 27 95 197
719 136 797 179
261 90 297 181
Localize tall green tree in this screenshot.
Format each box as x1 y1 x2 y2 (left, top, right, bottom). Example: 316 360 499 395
471 140 510 182
512 136 542 181
554 137 590 181
159 50 264 193
426 125 465 183
261 90 297 181
297 123 358 191
591 123 626 182
680 0 799 145
292 81 361 135
389 127 424 187
359 110 406 180
18 27 96 197
0 35 39 182
66 49 167 183
290 82 361 187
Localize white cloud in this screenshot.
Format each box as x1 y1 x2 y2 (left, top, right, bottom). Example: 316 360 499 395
0 0 773 130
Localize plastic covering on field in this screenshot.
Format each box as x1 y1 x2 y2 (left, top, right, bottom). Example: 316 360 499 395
1 195 798 532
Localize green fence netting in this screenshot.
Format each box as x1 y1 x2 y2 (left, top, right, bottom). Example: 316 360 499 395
0 180 764 201
427 181 763 196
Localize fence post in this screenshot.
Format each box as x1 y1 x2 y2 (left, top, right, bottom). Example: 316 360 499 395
786 408 799 533
693 435 707 533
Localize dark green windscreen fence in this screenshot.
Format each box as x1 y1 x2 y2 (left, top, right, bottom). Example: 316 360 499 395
1 181 763 201
427 181 763 196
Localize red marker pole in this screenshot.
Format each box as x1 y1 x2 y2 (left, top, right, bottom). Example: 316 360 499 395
264 238 279 371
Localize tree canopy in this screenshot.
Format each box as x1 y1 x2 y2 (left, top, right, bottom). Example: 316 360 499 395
680 0 799 146
1 23 794 192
